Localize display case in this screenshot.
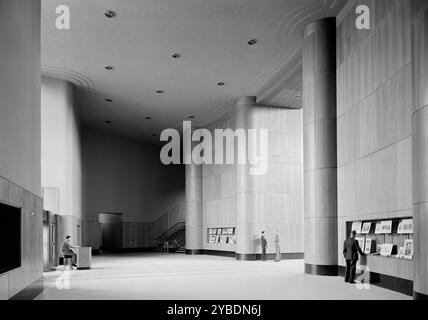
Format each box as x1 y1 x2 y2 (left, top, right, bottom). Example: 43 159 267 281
347 217 413 259
345 217 414 295
207 227 235 244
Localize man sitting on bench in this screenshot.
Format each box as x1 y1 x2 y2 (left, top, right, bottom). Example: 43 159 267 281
61 235 79 267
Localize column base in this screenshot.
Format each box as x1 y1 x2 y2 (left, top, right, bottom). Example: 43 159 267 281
413 291 428 300
304 263 338 276
235 253 260 261
185 249 205 255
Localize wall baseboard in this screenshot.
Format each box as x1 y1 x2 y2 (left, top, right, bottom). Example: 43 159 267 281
413 291 428 300
186 249 304 260
305 263 339 276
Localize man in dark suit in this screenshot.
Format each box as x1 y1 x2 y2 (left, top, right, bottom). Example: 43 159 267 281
260 231 267 261
343 230 365 283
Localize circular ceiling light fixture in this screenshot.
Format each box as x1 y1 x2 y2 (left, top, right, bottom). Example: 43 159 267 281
217 82 225 86
105 98 113 102
104 65 114 70
105 10 117 18
247 38 258 46
152 133 158 137
145 117 152 120
171 53 181 59
105 120 112 124
188 115 195 119
156 90 164 94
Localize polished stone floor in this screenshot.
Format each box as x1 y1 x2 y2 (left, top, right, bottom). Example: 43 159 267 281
35 253 410 300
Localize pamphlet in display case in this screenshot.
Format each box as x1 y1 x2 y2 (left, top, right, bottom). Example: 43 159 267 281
380 243 394 256
361 222 371 234
403 239 413 259
351 221 362 234
380 220 392 234
364 238 375 254
375 222 382 234
396 246 405 258
398 219 413 234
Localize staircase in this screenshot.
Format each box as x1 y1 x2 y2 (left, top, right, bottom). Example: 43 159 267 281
152 222 186 253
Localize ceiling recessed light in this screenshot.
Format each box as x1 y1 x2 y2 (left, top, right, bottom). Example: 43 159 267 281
145 117 152 120
171 53 181 59
105 98 113 102
152 133 158 137
156 90 164 94
105 120 112 124
247 39 258 45
105 66 114 70
105 10 117 18
217 82 225 86
188 115 195 119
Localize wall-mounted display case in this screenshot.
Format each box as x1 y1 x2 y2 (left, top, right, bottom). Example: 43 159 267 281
347 217 413 260
207 227 235 244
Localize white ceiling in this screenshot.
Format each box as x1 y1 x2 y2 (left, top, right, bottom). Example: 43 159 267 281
41 0 345 143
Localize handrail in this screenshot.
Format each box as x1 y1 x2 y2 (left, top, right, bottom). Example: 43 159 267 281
154 221 185 243
152 204 182 226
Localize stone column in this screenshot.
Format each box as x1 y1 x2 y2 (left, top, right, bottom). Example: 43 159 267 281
411 0 428 300
185 161 204 254
302 18 338 275
234 96 259 260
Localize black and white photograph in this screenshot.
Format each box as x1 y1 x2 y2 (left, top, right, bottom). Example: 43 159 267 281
1 0 428 314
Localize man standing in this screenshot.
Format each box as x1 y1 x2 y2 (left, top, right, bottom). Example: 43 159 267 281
343 230 365 283
274 229 281 262
61 235 78 267
260 231 267 261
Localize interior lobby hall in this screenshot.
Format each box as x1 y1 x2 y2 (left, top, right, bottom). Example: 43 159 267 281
1 0 428 302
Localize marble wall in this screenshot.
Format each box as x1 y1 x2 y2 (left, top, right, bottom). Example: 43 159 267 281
201 102 304 257
336 0 413 267
0 176 43 299
0 0 43 299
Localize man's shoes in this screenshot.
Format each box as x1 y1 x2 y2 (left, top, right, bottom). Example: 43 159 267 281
345 280 349 283
72 264 77 267
349 281 356 284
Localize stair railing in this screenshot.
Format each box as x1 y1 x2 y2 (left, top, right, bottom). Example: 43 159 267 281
153 221 185 246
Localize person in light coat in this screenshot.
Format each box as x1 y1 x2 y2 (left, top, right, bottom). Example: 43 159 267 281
274 229 281 262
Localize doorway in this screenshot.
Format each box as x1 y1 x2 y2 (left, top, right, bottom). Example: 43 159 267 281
98 213 123 252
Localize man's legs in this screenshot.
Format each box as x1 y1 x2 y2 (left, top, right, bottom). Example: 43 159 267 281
262 247 266 261
349 260 357 283
71 252 77 266
345 259 351 282
275 244 280 261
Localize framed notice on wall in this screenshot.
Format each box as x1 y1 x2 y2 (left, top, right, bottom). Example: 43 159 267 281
216 228 222 235
208 228 217 235
209 235 216 243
